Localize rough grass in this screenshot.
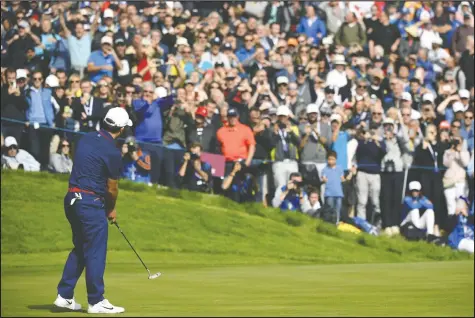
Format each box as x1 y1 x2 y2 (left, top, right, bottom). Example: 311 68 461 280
1 170 473 264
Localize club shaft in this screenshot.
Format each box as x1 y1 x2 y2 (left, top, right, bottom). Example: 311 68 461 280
114 222 150 273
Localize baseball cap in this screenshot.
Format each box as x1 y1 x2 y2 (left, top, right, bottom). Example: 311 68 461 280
333 54 347 66
324 85 335 94
114 38 125 46
306 103 319 114
422 93 435 103
103 107 133 128
439 120 451 130
320 106 332 115
459 89 470 99
184 79 195 85
211 37 221 46
259 101 272 111
227 108 239 117
452 101 465 113
276 105 291 117
175 37 189 47
4 136 18 147
191 9 200 16
401 92 412 102
45 74 59 88
447 6 457 14
276 76 289 85
101 36 113 45
103 8 114 19
383 118 395 125
296 65 306 74
174 1 183 10
16 69 27 79
287 38 298 47
18 20 29 29
223 42 233 50
195 106 208 118
401 7 410 15
154 86 168 98
408 181 422 191
330 114 342 123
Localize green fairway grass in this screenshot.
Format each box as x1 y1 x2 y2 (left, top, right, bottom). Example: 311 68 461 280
1 253 473 317
1 171 474 316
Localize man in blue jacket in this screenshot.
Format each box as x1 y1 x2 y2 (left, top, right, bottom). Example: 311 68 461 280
25 70 55 170
133 84 173 186
272 172 311 212
447 197 474 254
297 5 327 46
400 181 436 236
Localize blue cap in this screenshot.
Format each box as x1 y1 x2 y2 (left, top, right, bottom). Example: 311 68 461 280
447 6 457 14
227 108 239 117
401 7 410 15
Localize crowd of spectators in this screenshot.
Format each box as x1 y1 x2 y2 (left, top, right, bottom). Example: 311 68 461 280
1 1 474 253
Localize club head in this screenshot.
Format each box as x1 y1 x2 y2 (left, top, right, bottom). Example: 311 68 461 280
148 272 162 280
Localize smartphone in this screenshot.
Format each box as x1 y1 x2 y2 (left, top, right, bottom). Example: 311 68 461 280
10 81 16 89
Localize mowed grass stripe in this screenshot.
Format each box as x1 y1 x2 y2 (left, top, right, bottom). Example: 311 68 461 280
1 258 473 317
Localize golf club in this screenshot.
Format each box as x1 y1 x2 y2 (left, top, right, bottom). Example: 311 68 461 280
114 222 162 280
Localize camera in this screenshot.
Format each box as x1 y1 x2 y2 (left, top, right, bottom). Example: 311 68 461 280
127 142 136 153
452 139 460 147
190 153 200 161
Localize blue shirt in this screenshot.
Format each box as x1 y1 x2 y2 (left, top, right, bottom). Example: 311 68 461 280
236 47 256 63
133 96 174 143
69 129 122 196
321 165 344 198
460 125 474 153
122 150 151 184
67 33 92 68
87 50 115 83
26 87 55 127
402 195 434 222
331 131 351 171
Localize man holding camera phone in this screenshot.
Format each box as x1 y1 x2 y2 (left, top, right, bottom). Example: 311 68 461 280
87 36 122 83
178 142 212 193
121 136 151 185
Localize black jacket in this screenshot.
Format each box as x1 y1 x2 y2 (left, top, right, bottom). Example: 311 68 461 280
71 96 105 132
186 123 218 154
0 84 28 121
413 141 445 174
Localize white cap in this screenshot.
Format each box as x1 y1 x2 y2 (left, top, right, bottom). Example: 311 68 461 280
101 36 113 45
173 1 183 10
259 101 272 111
4 136 18 147
408 181 422 191
459 89 470 99
453 101 465 113
103 8 114 19
175 37 189 47
330 114 342 123
45 74 59 88
333 54 347 65
276 105 291 117
276 76 289 85
103 107 133 128
16 69 27 79
422 93 434 103
383 117 395 125
154 86 168 99
306 103 319 114
420 11 431 22
411 109 421 120
401 92 412 102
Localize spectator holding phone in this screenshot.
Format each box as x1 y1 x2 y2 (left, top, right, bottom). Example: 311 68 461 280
272 172 311 213
121 136 152 185
87 36 123 83
443 135 470 216
178 142 212 193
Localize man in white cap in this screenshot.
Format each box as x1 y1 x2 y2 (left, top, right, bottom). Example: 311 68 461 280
271 105 300 189
87 35 122 83
326 54 350 100
401 181 437 237
1 136 40 172
275 76 289 104
59 6 100 78
299 103 332 198
54 107 132 314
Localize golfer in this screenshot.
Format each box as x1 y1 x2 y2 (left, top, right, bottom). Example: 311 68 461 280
53 107 132 314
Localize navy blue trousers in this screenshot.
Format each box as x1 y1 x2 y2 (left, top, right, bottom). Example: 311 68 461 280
57 192 108 306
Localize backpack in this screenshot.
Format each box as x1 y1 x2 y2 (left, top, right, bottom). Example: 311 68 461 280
400 222 427 241
318 204 337 224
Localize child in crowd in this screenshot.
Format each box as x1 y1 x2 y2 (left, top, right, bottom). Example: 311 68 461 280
321 151 355 223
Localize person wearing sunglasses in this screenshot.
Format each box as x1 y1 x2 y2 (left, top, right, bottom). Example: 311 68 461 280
1 136 40 171
49 138 73 174
25 70 55 170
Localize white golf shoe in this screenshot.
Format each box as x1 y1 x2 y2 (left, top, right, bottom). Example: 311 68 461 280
53 294 82 311
88 299 125 314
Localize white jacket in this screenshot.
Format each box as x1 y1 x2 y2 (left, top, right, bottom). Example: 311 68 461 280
2 149 40 172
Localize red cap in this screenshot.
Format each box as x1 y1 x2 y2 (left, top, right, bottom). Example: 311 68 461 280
439 120 450 130
195 106 208 118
